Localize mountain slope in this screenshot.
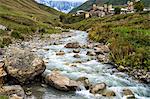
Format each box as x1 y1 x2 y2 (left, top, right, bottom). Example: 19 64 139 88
35 0 82 13
0 0 64 47
70 0 150 13
0 1 64 36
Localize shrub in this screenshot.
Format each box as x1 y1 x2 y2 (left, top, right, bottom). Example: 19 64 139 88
11 31 24 40
134 1 144 12
114 7 121 14
2 36 12 46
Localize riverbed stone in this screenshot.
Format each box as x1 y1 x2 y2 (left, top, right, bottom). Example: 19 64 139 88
102 90 116 97
90 83 107 94
0 85 25 99
45 71 79 91
65 42 80 48
97 54 109 63
86 51 96 56
4 47 46 84
122 89 134 96
56 51 65 55
73 54 80 58
73 49 80 53
94 45 110 54
76 77 91 90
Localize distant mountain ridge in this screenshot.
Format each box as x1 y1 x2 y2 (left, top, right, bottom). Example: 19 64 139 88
35 0 82 13
70 0 150 13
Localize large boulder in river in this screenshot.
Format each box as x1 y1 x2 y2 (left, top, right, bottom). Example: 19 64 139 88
65 42 80 48
0 85 25 99
90 83 107 94
45 71 79 91
4 47 46 84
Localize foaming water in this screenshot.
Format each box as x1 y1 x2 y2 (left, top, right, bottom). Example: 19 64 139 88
36 30 150 99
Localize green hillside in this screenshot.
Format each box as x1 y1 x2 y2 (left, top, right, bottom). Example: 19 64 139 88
0 0 64 47
64 12 150 72
70 0 150 13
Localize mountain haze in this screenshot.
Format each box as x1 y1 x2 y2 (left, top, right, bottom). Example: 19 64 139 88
35 0 82 13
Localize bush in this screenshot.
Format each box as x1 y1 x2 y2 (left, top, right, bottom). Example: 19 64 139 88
11 31 24 40
2 36 12 46
114 7 121 14
134 1 144 12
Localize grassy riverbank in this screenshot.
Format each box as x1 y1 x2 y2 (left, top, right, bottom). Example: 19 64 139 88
65 12 150 72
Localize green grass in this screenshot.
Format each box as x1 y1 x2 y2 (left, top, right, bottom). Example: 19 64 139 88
66 12 150 71
0 0 65 47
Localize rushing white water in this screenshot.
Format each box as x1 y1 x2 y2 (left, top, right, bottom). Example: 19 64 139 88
36 30 150 99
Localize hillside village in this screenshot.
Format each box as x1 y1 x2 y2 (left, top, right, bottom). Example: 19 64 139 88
74 0 150 18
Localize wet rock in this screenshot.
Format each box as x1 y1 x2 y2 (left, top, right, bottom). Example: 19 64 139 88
4 47 46 84
86 51 96 56
43 48 49 51
90 83 106 94
94 45 110 54
76 77 91 90
56 51 65 55
97 54 109 63
102 90 116 97
0 85 25 99
73 49 80 53
0 62 7 84
45 71 79 91
73 54 80 58
65 42 80 48
122 89 134 96
118 65 126 72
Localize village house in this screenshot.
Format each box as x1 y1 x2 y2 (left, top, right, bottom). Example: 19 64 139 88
75 0 149 19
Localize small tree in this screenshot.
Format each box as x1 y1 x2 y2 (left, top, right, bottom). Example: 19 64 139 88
114 7 121 14
134 1 144 12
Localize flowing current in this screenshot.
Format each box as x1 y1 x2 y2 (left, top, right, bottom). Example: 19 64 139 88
31 30 150 99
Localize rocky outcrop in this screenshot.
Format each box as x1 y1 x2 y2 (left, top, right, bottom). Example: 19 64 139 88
65 42 80 48
45 71 79 91
0 85 25 99
4 47 46 84
90 83 106 94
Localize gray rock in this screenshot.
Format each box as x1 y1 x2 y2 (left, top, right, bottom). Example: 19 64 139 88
90 83 107 94
73 54 80 58
45 71 79 91
65 42 80 48
56 51 65 55
4 47 46 84
76 77 91 90
86 51 96 56
73 49 80 53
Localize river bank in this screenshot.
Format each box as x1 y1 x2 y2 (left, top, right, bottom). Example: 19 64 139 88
0 30 150 99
